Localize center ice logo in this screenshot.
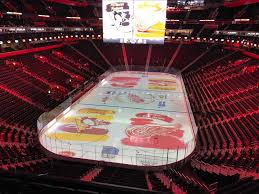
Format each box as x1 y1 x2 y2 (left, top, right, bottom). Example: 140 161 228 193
115 92 155 104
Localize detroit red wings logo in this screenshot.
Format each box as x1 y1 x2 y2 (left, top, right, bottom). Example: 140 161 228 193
121 113 185 149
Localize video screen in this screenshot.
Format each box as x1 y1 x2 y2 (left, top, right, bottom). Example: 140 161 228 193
103 0 167 44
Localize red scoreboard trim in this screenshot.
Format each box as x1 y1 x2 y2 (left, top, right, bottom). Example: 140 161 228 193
46 0 88 7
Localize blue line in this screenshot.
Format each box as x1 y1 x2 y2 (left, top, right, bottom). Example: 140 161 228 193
77 102 188 114
101 86 184 94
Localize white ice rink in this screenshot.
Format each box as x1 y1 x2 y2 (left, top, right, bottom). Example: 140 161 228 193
38 71 197 166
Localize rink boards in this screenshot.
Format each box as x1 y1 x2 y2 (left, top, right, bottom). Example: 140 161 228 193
39 71 197 166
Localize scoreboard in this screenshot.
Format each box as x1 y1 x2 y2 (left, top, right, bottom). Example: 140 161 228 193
102 0 167 44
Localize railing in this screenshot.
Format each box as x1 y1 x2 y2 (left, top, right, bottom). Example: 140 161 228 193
39 132 196 166
37 97 72 134
0 27 93 34
37 80 94 134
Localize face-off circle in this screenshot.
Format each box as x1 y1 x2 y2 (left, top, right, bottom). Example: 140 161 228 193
116 92 155 104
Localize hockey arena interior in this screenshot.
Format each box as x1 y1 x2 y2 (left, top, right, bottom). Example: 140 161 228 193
0 0 258 193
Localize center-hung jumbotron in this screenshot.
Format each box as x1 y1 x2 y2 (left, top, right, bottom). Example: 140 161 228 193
38 71 197 166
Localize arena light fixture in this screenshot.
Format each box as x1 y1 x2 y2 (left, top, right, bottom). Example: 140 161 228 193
66 16 81 20
199 19 215 22
0 41 3 45
7 40 11 44
234 19 250 22
15 40 19 43
38 14 50 18
7 11 22 15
